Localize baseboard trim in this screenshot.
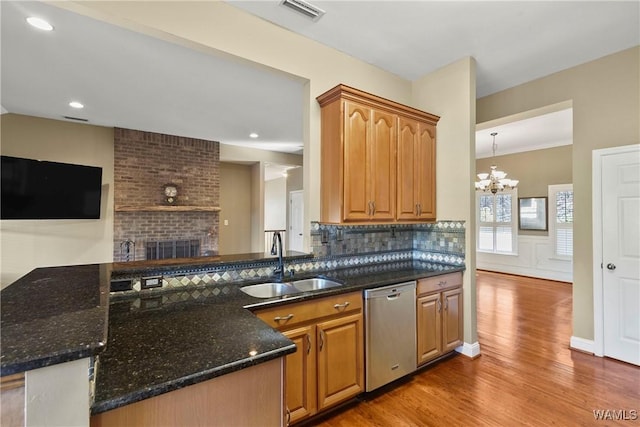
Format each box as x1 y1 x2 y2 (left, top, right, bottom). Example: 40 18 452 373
570 336 595 355
455 341 481 359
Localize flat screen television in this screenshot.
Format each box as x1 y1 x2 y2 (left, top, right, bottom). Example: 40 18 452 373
1 155 103 220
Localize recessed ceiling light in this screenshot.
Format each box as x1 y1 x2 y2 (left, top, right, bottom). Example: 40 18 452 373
26 17 53 31
249 133 259 138
69 101 84 109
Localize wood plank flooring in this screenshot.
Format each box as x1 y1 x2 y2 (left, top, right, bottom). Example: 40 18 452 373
312 271 640 426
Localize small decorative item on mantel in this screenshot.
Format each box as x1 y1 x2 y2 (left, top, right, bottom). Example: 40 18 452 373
163 183 178 205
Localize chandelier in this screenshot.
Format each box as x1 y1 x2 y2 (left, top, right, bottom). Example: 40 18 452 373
475 132 519 194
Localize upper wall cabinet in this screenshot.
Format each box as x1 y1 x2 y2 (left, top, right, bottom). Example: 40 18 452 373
317 84 440 224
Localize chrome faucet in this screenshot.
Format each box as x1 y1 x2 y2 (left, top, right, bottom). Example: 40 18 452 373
271 231 284 280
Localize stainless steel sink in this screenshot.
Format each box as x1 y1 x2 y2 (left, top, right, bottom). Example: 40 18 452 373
240 282 299 298
291 278 343 292
240 277 344 298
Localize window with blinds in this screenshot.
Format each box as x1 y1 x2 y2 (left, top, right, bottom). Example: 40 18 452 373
550 184 573 258
477 190 517 254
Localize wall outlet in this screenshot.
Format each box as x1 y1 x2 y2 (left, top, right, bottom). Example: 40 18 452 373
141 276 163 289
110 278 133 292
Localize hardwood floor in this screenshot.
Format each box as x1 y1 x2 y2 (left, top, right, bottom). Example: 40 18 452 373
312 271 640 426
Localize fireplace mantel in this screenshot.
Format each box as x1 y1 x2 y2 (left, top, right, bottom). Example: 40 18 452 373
115 205 221 212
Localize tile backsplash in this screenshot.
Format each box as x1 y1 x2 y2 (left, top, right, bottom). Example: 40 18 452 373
310 221 465 266
111 220 465 296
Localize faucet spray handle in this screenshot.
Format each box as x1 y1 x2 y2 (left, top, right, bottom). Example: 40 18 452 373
270 231 279 255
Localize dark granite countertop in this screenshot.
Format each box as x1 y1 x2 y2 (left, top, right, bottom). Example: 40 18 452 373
92 259 463 414
93 295 296 413
0 254 463 416
0 264 110 375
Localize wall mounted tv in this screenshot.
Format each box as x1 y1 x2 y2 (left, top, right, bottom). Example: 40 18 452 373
1 155 102 220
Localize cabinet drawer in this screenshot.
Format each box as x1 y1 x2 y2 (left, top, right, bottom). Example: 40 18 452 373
417 272 462 295
256 291 363 330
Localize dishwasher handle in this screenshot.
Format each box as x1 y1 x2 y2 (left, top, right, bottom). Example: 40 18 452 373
364 281 416 299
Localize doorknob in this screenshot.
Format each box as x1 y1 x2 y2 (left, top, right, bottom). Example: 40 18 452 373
606 263 616 270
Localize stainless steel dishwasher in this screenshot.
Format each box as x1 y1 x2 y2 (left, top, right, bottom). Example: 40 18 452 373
364 281 417 391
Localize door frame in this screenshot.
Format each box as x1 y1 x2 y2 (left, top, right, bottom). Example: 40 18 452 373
592 144 640 357
288 190 304 252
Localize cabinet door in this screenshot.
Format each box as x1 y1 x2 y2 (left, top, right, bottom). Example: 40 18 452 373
396 117 419 220
442 287 463 353
369 110 396 220
283 325 317 424
416 122 436 220
397 119 436 221
316 313 364 410
343 101 371 221
416 293 442 365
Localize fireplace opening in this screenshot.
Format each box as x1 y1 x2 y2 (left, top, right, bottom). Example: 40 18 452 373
146 239 201 260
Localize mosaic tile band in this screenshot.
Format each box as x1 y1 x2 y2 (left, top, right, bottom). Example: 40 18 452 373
115 220 466 296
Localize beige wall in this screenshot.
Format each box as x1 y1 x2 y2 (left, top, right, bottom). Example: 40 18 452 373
219 162 252 255
219 146 302 254
477 46 640 341
61 1 479 347
0 114 114 288
477 145 573 236
60 0 413 230
477 145 573 199
412 57 478 346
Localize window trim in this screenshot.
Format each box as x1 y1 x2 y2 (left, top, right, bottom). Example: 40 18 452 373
549 184 573 260
476 188 518 255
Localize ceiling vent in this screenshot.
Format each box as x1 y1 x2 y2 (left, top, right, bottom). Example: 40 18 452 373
280 0 325 20
63 116 88 122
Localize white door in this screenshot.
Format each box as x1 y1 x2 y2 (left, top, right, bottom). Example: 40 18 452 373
289 190 304 252
600 146 640 365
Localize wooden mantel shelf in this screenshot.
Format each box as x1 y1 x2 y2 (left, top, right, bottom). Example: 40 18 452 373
115 205 221 212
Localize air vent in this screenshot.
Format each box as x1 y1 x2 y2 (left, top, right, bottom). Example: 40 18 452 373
63 116 88 122
281 0 325 20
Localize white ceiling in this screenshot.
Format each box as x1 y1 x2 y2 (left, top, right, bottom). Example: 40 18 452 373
476 107 573 159
1 1 305 154
1 1 638 159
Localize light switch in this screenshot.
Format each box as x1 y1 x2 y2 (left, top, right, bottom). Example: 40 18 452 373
224 219 229 226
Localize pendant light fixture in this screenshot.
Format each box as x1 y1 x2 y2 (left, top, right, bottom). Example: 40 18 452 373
475 132 519 194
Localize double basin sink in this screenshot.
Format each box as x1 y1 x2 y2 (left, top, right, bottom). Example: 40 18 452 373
240 277 343 298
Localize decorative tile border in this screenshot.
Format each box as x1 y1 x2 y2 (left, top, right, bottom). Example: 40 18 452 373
111 220 466 296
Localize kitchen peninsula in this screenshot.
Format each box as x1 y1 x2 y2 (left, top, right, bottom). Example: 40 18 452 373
1 223 465 426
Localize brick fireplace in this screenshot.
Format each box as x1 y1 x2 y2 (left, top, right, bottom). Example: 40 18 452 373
113 128 220 261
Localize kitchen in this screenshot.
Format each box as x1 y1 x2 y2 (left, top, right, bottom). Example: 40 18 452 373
1 1 639 426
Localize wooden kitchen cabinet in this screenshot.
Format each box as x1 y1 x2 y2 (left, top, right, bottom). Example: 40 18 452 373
317 84 439 224
316 313 364 410
255 292 364 424
416 272 463 366
342 102 396 221
397 118 436 221
281 325 316 422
